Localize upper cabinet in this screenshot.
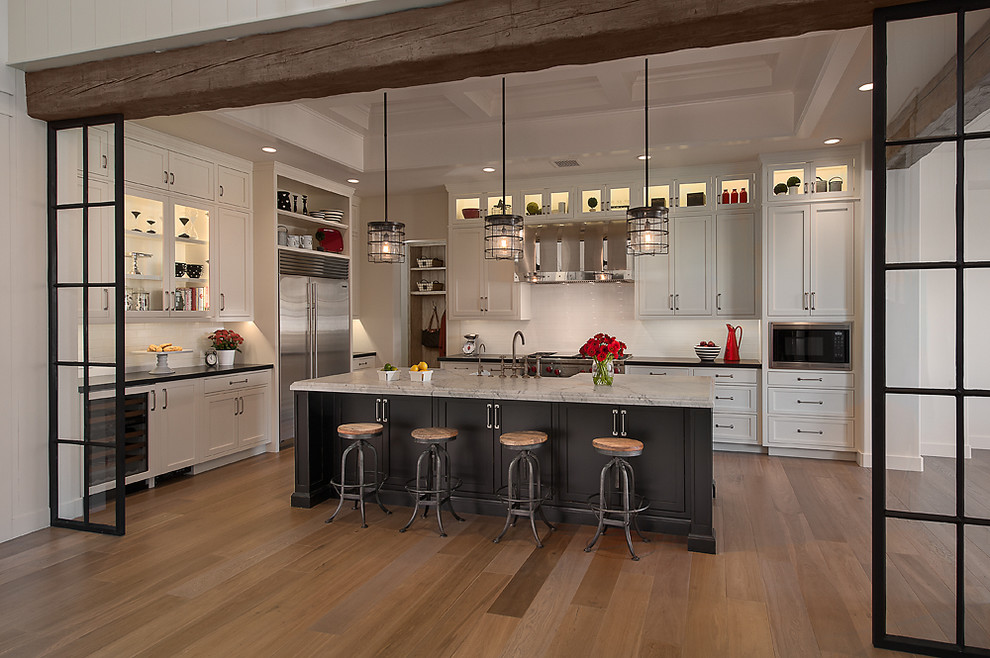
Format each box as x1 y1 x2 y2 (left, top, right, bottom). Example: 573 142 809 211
714 174 755 209
447 226 530 320
125 138 215 201
521 187 573 219
635 214 713 317
577 183 632 219
218 165 251 209
764 152 856 202
715 211 757 317
672 177 712 212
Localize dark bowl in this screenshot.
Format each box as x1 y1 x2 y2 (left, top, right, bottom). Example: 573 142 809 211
174 262 187 278
186 264 203 279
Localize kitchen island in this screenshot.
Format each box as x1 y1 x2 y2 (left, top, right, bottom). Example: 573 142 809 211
290 369 716 552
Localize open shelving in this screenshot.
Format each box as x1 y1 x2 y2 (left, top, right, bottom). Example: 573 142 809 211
407 240 446 367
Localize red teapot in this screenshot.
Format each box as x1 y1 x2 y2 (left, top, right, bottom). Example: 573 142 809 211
725 324 743 362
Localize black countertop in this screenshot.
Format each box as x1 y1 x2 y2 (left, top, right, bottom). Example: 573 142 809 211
82 363 274 392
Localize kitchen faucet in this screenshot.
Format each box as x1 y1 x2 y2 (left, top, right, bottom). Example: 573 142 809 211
511 331 525 378
477 343 488 376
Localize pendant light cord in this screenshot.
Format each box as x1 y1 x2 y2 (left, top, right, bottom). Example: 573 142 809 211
644 58 649 195
502 77 506 210
384 91 388 222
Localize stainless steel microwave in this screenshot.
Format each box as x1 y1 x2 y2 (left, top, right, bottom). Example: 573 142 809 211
769 322 852 370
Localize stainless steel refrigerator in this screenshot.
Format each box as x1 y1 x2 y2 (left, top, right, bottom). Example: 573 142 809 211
278 253 350 444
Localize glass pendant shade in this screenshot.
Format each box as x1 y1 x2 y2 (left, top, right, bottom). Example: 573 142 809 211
367 220 405 263
626 206 669 256
484 213 523 260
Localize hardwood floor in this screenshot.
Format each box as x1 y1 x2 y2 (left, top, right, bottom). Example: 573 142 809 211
0 450 921 656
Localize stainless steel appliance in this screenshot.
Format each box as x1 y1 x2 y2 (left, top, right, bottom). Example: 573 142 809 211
769 322 851 370
526 351 630 377
279 251 350 443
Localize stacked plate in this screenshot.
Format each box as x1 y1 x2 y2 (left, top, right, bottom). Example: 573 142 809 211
310 209 345 222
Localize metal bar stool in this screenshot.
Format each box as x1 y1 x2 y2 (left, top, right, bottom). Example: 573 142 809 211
399 427 465 537
585 437 650 560
494 431 555 547
326 422 391 528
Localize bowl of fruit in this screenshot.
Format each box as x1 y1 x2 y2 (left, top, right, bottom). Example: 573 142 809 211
378 363 399 381
409 361 433 382
694 341 722 362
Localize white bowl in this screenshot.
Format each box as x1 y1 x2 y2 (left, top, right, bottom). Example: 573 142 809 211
409 369 433 382
694 345 722 361
378 369 398 381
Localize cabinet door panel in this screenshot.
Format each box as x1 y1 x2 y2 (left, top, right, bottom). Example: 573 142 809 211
556 403 619 504
238 389 269 448
622 406 687 513
168 152 214 201
336 393 386 485
484 258 518 318
203 395 238 457
635 254 673 317
217 208 252 319
672 215 712 315
382 395 434 487
495 401 554 493
448 228 483 318
161 382 198 471
810 203 854 316
439 398 496 494
767 205 810 316
124 139 168 190
218 165 250 208
716 212 756 316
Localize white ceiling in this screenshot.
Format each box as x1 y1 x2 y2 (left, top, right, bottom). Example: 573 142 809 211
138 26 875 196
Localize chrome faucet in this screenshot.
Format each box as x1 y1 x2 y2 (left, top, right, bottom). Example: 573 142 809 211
511 331 525 378
477 343 487 376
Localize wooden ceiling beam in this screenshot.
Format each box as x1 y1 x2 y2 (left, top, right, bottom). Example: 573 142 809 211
25 0 913 122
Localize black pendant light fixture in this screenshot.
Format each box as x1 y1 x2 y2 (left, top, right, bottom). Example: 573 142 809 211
627 58 668 256
484 77 523 261
368 91 406 263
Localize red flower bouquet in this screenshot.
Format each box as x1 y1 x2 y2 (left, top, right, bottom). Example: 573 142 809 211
208 329 244 352
580 333 626 385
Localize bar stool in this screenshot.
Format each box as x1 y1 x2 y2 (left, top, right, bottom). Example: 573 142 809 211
494 431 555 547
585 437 650 560
399 427 465 537
326 422 390 528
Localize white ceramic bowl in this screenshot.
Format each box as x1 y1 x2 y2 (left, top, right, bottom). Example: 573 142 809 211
378 369 398 381
694 345 722 361
409 369 433 382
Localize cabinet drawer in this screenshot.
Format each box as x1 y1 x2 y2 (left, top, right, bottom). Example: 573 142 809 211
768 416 853 449
712 413 758 445
352 356 375 370
204 370 270 394
441 362 476 371
767 388 853 417
625 365 692 377
691 367 758 384
713 385 757 413
766 370 853 389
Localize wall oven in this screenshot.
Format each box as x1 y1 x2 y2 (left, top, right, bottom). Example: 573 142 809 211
770 322 852 370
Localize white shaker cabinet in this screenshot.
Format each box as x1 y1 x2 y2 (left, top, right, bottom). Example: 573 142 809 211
715 212 757 317
636 214 712 317
156 380 199 472
216 207 254 320
766 202 854 317
447 226 530 320
202 374 271 458
124 138 215 201
83 176 115 322
218 165 251 209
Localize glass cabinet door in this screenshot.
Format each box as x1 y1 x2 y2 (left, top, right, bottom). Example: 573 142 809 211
641 183 672 210
579 187 604 216
813 162 850 196
522 189 572 218
675 179 710 210
522 190 546 218
124 193 167 317
768 164 807 199
171 202 211 316
607 185 631 213
486 193 515 217
715 175 755 207
453 194 483 221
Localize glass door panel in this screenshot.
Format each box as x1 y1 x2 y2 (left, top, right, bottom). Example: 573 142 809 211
814 164 850 195
716 177 752 206
643 184 670 209
548 190 570 216
770 165 806 198
454 196 482 220
522 192 545 217
487 194 514 217
676 180 709 209
607 186 630 213
172 202 210 314
124 194 166 315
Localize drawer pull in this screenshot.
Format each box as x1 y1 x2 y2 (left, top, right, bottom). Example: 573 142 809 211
649 372 667 376
715 374 734 378
715 396 734 401
797 400 823 405
715 423 735 429
797 429 824 435
797 377 823 382
229 379 249 385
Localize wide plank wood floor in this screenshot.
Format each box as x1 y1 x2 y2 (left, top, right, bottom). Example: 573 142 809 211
0 450 918 657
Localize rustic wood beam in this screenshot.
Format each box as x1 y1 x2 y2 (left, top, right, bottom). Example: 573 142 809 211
26 0 915 122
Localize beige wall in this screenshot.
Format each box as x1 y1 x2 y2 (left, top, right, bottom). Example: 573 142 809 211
355 187 447 365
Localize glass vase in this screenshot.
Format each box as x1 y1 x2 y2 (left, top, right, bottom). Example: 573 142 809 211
593 356 614 386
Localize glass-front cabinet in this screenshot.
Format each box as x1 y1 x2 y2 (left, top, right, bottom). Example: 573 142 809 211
673 178 711 211
521 188 572 218
124 191 212 318
577 184 631 218
641 183 672 211
766 156 854 201
715 174 755 208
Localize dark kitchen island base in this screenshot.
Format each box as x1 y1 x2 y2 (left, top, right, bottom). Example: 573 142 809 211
291 373 715 553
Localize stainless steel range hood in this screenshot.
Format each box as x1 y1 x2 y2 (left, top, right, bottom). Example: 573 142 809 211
519 220 633 283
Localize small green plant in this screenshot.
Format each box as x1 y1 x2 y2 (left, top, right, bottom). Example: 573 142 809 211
786 176 801 187
588 197 599 210
773 182 788 195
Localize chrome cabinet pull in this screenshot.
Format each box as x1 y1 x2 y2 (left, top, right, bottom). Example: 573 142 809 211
612 408 618 436
620 409 627 437
715 396 734 401
810 292 816 310
715 374 734 378
382 399 389 423
715 423 734 429
150 390 156 411
797 429 824 435
376 398 382 422
163 388 168 410
797 400 824 405
803 292 809 310
494 403 501 430
103 288 109 311
487 403 493 429
797 377 823 382
716 293 722 311
674 294 679 310
668 294 674 310
229 379 248 385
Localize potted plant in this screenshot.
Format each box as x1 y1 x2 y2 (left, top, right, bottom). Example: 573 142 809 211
208 328 244 366
786 176 801 195
579 332 627 386
773 182 788 196
588 197 599 211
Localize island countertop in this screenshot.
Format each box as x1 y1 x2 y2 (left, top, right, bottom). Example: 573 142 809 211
289 368 714 408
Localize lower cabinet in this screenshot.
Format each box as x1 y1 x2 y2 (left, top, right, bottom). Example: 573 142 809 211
157 380 199 471
765 370 854 452
201 374 272 460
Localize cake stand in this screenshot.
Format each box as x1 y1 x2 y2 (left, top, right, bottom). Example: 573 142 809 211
136 349 192 374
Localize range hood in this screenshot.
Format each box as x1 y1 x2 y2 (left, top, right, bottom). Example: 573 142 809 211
519 220 633 283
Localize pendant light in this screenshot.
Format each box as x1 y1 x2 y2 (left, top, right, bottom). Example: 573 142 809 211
368 91 406 263
627 58 668 256
484 78 523 261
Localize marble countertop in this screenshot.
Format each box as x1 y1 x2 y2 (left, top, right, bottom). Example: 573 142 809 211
290 368 714 408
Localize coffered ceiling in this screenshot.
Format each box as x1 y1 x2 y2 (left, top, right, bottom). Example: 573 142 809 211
137 26 874 195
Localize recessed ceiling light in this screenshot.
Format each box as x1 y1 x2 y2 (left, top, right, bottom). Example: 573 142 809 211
638 154 652 160
824 138 841 145
261 146 277 153
346 178 360 184
482 167 496 173
859 82 874 92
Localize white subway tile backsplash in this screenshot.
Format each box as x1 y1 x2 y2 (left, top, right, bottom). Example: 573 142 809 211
90 321 233 372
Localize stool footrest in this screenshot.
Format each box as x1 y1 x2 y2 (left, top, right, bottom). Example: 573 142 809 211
404 476 462 497
586 492 650 516
495 485 553 507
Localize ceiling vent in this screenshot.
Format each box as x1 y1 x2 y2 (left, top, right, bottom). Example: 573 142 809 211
552 159 581 168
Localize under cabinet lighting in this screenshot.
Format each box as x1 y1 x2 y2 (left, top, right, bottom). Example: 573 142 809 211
824 138 841 145
859 82 874 92
482 167 496 173
261 146 277 153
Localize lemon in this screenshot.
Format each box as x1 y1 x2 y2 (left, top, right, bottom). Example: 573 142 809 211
410 365 419 372
418 361 428 371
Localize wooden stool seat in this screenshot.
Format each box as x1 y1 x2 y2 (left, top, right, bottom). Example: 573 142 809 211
411 427 458 443
338 422 384 439
592 437 644 457
499 430 548 448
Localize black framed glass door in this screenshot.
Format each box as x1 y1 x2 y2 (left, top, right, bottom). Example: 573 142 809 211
874 2 990 654
49 116 127 535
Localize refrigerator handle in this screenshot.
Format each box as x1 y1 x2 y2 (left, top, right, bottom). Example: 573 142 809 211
312 282 319 378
